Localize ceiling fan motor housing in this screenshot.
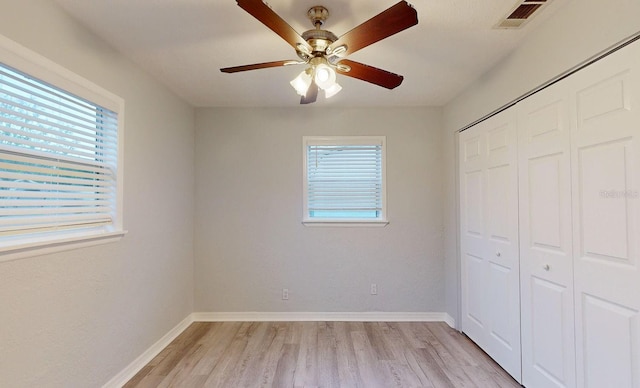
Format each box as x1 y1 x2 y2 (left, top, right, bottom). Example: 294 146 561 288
302 29 338 54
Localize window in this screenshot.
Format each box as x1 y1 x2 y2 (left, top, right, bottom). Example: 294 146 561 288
0 36 124 259
303 136 387 225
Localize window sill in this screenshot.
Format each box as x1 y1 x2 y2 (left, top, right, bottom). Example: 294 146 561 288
302 219 389 227
0 229 127 263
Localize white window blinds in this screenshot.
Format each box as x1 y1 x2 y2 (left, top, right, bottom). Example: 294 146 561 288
0 63 119 236
304 136 386 221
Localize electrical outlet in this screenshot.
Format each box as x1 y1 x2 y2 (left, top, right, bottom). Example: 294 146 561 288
282 288 289 300
370 283 377 295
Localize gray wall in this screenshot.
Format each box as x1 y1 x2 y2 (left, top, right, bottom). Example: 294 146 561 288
441 0 640 326
194 107 444 313
0 1 195 386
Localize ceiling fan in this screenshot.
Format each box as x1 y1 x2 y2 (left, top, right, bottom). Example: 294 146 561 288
220 0 419 104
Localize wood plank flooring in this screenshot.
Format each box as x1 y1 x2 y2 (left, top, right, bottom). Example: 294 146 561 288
124 321 520 388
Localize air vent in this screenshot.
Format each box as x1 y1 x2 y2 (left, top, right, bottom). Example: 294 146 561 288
496 0 549 29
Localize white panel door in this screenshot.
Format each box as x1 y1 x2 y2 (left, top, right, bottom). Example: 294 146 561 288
518 81 576 388
459 108 521 382
569 40 640 388
460 127 487 347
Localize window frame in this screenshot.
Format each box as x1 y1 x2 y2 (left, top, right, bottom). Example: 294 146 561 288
302 136 388 227
0 34 126 261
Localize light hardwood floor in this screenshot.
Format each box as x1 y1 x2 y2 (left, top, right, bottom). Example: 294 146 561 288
124 321 520 388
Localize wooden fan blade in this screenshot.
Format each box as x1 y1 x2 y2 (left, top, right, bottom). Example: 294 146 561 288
236 0 312 52
220 60 303 73
329 1 418 57
301 80 318 104
336 59 404 89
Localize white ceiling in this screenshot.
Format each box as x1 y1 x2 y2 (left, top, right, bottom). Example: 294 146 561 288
52 0 566 108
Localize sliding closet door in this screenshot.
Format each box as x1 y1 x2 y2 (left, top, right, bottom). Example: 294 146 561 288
518 81 576 388
570 40 640 388
459 108 521 382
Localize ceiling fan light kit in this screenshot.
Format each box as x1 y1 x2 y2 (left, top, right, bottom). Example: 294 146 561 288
295 57 341 99
221 0 419 104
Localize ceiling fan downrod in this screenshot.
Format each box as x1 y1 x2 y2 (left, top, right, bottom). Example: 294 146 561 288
298 6 340 62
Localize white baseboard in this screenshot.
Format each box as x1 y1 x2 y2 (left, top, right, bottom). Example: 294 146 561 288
193 311 453 324
102 314 195 388
104 311 455 387
443 313 456 329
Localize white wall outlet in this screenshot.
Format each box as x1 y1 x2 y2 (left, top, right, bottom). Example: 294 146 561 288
282 288 289 300
370 283 377 295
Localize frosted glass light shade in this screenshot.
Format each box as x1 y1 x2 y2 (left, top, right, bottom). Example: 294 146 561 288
324 83 342 98
290 70 312 96
314 64 336 90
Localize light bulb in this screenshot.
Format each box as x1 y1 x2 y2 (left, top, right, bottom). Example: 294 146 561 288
314 64 336 90
316 67 331 83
